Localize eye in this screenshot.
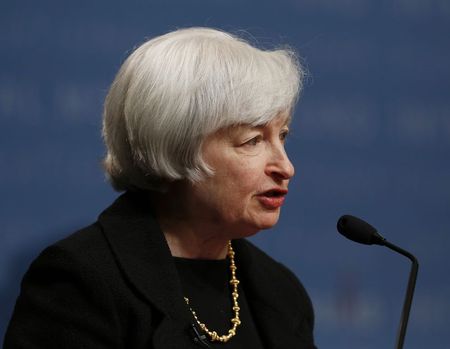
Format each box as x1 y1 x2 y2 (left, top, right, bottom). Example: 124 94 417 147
243 135 262 146
280 129 290 142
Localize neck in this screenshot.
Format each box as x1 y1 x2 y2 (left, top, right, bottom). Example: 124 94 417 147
150 185 230 260
163 230 229 259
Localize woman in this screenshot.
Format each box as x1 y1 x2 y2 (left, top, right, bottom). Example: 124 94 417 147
5 27 316 348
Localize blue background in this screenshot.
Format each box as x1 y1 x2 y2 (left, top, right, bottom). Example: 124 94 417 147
1 0 449 348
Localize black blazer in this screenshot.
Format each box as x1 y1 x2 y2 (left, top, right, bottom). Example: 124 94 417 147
4 191 316 349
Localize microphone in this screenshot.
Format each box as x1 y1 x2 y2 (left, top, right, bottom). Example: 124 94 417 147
337 215 419 349
188 323 211 348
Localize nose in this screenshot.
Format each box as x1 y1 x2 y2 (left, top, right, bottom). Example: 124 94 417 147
266 145 295 180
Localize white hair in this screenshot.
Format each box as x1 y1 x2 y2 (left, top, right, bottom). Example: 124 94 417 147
102 27 304 191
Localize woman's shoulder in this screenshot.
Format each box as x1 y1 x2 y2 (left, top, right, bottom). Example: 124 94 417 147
55 221 104 247
36 222 111 270
38 190 155 271
18 222 124 311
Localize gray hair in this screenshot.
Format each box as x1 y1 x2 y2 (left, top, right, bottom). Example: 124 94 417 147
102 27 304 192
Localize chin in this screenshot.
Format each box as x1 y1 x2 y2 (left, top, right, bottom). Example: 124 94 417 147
232 221 276 239
230 211 281 238
251 212 281 231
256 221 278 231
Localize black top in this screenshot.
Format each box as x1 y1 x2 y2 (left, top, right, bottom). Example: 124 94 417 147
174 257 265 348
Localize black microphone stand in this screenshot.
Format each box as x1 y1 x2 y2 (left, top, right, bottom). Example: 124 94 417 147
381 240 419 349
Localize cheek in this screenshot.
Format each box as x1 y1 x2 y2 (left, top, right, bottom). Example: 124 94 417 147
225 173 264 214
202 145 266 205
199 163 258 211
216 160 261 193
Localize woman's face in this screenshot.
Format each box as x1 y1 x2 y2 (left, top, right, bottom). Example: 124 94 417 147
186 113 295 238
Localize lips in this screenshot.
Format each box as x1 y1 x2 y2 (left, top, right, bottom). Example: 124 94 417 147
257 188 288 209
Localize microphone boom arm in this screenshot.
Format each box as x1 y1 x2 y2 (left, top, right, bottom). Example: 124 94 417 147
381 240 419 349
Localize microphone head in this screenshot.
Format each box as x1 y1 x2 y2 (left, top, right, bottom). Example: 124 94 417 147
337 215 385 245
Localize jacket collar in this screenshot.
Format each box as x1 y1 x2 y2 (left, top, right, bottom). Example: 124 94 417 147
97 191 191 325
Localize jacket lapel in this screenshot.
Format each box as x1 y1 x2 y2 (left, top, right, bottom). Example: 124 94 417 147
96 192 195 348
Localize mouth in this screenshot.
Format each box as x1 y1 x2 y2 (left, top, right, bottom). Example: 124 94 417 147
257 189 288 209
260 189 288 197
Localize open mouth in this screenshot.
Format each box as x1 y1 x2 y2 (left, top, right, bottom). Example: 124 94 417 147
262 189 287 197
258 189 288 209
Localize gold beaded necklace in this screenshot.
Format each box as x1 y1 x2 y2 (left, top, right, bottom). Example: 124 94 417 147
183 240 241 343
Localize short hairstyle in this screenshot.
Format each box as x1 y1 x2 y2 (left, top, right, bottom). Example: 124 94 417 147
102 27 304 192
